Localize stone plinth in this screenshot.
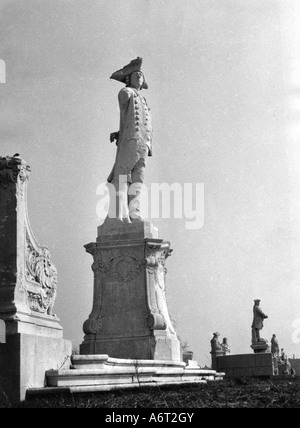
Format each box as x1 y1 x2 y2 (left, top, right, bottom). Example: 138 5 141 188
251 341 270 354
0 156 72 402
215 353 273 377
80 219 181 361
211 349 224 371
24 354 225 397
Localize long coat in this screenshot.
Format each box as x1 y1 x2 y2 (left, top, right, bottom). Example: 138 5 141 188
251 305 267 330
118 87 153 155
107 86 153 184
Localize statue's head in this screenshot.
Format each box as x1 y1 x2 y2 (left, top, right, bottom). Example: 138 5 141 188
126 71 146 90
254 299 260 306
110 57 148 90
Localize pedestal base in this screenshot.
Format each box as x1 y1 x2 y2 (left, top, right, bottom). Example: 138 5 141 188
81 219 181 362
211 350 224 370
0 318 72 402
251 342 270 354
80 331 181 361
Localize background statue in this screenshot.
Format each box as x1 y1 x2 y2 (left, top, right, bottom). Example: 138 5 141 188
107 57 153 223
210 332 223 353
221 337 231 355
251 299 268 343
271 334 279 358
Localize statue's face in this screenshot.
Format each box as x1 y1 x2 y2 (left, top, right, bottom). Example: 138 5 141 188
130 71 144 89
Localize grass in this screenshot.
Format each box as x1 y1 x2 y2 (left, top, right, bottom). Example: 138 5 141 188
1 377 300 408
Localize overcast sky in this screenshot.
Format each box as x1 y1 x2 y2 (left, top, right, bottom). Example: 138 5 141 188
1 0 300 365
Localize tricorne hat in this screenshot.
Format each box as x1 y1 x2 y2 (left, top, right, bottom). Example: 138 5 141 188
110 57 148 89
254 299 261 303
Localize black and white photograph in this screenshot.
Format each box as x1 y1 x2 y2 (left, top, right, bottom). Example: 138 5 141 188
0 0 300 410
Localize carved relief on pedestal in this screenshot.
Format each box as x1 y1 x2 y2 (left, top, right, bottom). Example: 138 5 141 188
25 230 57 316
83 244 146 335
146 243 176 335
0 156 59 319
89 246 145 283
83 240 177 339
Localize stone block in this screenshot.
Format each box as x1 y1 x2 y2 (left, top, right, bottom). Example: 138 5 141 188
253 366 273 377
42 355 224 393
81 223 181 361
230 368 254 377
215 353 273 378
0 156 72 402
97 219 159 242
0 332 71 402
255 353 272 366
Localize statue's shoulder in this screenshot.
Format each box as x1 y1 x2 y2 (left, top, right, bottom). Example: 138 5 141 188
118 87 135 97
118 87 134 104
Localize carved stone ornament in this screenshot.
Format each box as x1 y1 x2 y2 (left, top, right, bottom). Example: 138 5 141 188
89 246 145 283
83 316 103 335
145 244 176 335
0 156 31 188
25 230 57 315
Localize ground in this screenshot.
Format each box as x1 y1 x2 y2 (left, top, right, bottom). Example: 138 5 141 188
1 377 300 408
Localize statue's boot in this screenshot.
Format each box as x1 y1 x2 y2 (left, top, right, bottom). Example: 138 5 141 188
128 182 144 222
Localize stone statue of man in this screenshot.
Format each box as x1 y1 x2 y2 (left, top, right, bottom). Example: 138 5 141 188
271 334 279 358
107 57 152 223
221 337 230 355
251 299 268 343
210 332 223 353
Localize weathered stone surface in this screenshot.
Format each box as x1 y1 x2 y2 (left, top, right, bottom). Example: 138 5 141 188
0 156 72 402
42 354 224 392
80 220 180 361
0 156 58 322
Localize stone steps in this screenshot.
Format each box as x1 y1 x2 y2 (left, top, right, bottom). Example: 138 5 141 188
37 355 224 394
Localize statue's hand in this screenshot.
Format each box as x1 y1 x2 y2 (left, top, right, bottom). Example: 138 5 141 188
110 131 119 145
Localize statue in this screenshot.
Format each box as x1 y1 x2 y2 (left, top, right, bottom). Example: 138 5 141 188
280 348 286 362
251 299 268 344
107 57 152 223
221 337 230 355
271 334 279 358
210 332 223 353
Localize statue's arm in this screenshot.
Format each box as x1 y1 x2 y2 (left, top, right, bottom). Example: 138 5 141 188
110 89 132 145
257 306 268 318
118 87 132 105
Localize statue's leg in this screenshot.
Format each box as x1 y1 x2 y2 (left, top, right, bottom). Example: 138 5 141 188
128 148 147 222
116 178 131 223
128 182 144 222
251 327 257 343
256 329 261 342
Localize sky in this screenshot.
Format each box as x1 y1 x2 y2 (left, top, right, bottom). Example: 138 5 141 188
1 0 300 366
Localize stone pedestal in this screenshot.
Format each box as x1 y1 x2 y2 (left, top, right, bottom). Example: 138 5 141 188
251 341 270 354
0 156 72 402
80 219 181 361
211 350 224 371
